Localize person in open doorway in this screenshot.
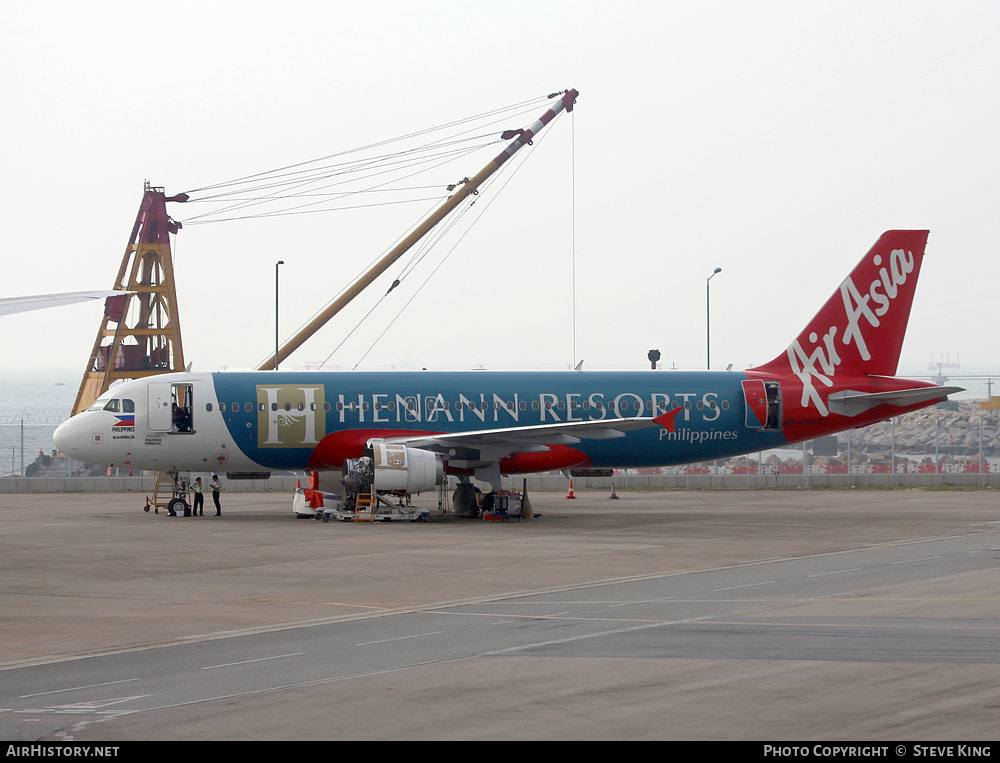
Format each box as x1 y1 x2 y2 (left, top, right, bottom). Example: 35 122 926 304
210 474 222 516
192 477 205 516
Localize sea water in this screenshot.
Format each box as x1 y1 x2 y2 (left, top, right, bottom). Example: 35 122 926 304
0 369 78 476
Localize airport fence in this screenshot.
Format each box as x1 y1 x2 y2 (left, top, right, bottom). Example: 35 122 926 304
2 404 997 493
0 475 302 494
1 471 998 494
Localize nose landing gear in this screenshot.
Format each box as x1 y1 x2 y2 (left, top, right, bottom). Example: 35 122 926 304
161 471 192 517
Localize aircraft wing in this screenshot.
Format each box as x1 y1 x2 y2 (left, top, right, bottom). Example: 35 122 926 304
0 290 128 317
381 415 670 460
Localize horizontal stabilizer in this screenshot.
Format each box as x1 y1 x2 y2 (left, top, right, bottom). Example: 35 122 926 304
827 385 963 417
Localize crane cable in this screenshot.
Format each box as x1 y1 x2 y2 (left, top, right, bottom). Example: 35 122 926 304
179 139 496 223
180 94 552 196
262 106 562 366
315 182 484 370
347 114 563 370
177 97 554 225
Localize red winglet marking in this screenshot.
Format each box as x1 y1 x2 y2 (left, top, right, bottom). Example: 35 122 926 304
653 408 683 433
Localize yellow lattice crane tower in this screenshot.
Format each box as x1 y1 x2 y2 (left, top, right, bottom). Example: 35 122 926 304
72 182 189 416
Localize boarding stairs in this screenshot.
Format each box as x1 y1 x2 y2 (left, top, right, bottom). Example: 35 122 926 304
145 471 173 513
354 492 375 522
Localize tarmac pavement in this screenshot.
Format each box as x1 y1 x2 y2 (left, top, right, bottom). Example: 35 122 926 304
1 488 998 740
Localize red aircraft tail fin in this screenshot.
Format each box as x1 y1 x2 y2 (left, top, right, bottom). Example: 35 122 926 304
752 230 929 379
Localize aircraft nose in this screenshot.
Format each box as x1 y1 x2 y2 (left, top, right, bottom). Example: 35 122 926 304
53 417 78 456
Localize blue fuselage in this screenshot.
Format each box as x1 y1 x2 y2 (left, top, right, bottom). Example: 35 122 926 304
207 369 788 471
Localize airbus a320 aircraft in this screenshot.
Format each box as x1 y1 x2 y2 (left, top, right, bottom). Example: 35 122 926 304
54 230 959 511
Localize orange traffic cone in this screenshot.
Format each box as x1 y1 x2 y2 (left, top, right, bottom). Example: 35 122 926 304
609 482 619 499
566 479 577 499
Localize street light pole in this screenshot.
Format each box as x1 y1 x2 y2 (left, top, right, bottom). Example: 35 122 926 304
275 260 285 371
706 267 722 369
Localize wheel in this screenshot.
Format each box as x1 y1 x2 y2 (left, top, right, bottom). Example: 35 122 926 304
167 498 186 516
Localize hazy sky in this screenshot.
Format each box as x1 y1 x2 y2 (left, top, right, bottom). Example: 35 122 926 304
2 1 998 395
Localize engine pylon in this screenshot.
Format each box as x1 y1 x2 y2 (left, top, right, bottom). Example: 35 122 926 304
71 182 188 415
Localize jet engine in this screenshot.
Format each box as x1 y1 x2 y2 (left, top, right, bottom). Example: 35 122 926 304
342 441 444 496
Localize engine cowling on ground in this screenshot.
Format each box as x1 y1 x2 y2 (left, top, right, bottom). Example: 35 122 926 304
366 441 444 494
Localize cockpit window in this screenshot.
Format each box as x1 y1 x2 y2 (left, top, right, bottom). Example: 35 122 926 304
86 397 124 412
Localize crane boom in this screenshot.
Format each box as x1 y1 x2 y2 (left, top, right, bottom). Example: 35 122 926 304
257 89 578 371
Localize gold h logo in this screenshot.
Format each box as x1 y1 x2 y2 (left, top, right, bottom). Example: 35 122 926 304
256 385 325 447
